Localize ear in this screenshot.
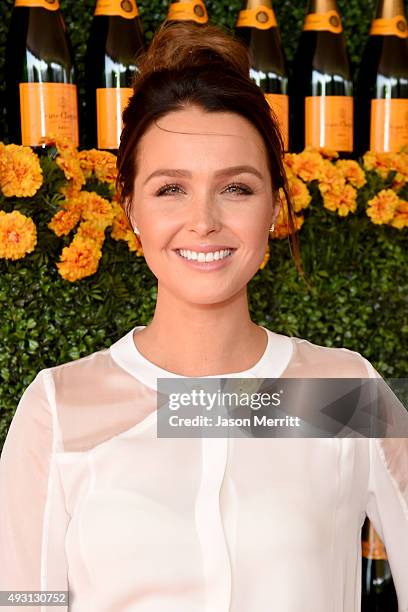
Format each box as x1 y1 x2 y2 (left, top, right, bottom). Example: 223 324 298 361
271 190 282 224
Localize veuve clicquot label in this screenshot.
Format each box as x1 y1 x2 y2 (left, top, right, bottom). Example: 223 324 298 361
20 83 79 147
167 0 208 24
95 0 139 19
6 0 78 146
300 4 353 152
356 0 408 154
370 15 408 152
236 2 289 150
96 88 133 149
15 0 59 9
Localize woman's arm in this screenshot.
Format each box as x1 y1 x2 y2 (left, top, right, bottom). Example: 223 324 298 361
0 369 70 612
361 357 408 611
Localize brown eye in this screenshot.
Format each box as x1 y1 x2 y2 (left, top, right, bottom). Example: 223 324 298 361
225 183 253 195
156 183 184 196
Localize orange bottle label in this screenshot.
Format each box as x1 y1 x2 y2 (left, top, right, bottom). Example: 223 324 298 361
19 82 79 147
15 0 60 9
370 98 408 153
167 0 208 24
97 87 133 150
303 10 343 34
264 93 289 150
94 0 139 19
370 15 408 38
305 96 353 151
236 6 277 30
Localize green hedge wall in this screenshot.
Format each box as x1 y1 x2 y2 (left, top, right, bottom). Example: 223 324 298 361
0 0 407 450
1 0 408 141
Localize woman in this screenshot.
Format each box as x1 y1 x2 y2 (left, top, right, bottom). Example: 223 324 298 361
0 20 407 612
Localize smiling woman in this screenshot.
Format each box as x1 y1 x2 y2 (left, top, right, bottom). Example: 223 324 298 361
1 17 408 612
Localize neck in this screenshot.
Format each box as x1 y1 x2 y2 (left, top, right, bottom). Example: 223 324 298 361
375 0 405 18
307 0 338 12
245 0 273 8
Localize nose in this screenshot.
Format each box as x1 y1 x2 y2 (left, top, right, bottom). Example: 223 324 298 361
186 194 221 235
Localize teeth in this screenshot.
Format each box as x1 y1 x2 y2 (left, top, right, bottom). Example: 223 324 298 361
178 249 233 262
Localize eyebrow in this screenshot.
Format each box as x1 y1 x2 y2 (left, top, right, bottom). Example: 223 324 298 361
143 165 264 186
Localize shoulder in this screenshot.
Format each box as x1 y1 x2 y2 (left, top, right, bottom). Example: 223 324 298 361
288 334 378 378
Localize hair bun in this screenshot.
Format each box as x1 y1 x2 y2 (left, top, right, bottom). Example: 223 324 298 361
135 20 251 81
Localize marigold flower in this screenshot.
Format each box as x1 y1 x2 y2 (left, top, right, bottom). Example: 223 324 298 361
322 184 357 216
389 200 408 229
287 150 325 183
79 191 115 230
56 236 102 282
75 220 106 246
335 160 367 188
0 143 43 198
318 160 346 196
78 149 118 184
286 177 312 212
366 189 400 224
0 210 37 260
48 206 81 236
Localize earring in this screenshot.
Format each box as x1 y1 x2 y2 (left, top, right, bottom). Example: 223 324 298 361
269 223 275 234
133 226 140 235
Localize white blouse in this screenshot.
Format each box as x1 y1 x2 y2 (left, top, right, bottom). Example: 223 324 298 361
0 325 407 612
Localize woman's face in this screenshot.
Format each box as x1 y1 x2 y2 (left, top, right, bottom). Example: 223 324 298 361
130 105 280 304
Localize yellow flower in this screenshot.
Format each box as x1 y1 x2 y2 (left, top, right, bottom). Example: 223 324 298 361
286 177 312 212
0 143 43 197
366 189 400 224
75 220 106 246
79 191 115 230
271 200 304 239
78 149 117 184
335 160 367 188
0 210 37 260
305 145 339 160
318 160 346 196
56 236 102 282
389 200 408 229
322 184 357 216
42 135 85 195
363 151 407 189
287 150 325 182
48 205 81 236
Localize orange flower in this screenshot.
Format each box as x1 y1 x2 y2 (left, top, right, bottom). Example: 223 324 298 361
366 189 400 224
43 135 85 195
389 200 408 229
78 149 118 184
56 236 102 282
75 220 106 246
0 210 37 260
335 159 367 188
305 145 339 160
322 184 357 216
285 176 312 212
271 201 304 239
363 151 407 189
0 143 43 197
48 205 81 236
79 191 115 230
318 160 346 196
287 150 325 182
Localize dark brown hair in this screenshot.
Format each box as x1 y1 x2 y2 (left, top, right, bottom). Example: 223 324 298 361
116 19 304 277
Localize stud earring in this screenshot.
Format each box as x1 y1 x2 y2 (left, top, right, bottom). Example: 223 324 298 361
269 223 275 234
133 226 140 235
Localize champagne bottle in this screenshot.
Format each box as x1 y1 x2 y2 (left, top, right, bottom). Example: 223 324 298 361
235 0 289 151
5 0 79 148
290 0 353 155
166 0 209 25
85 0 144 151
356 0 408 155
361 517 398 611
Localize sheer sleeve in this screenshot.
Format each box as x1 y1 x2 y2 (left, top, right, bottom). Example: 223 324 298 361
0 368 69 612
361 356 408 612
